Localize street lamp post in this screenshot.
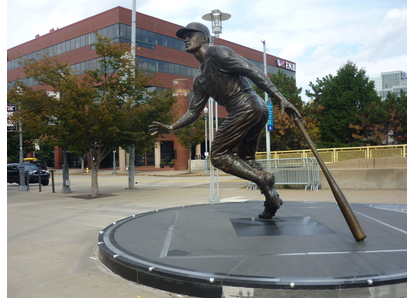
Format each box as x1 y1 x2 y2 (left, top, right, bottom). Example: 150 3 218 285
13 88 27 191
128 0 137 189
202 9 231 43
204 107 209 174
57 74 72 194
202 9 231 204
17 102 27 191
262 40 271 171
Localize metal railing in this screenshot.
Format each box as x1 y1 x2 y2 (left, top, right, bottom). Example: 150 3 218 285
247 157 320 191
255 144 407 163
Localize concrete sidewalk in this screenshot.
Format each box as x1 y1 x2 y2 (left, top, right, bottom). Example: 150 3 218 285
51 167 228 177
7 171 407 298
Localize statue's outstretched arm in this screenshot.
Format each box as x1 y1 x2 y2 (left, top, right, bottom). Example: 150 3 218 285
149 88 208 136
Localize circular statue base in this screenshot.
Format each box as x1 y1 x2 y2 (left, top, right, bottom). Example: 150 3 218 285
98 201 406 297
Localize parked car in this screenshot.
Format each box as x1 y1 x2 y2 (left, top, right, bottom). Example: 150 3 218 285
23 158 47 170
7 163 50 186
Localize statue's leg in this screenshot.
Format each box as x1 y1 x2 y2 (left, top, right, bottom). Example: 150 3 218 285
236 103 282 218
237 114 266 172
210 101 282 211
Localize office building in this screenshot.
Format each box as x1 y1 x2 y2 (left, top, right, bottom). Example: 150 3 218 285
370 71 407 100
7 6 296 170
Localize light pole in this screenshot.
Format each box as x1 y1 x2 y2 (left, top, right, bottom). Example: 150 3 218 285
262 40 271 171
202 9 231 44
18 106 26 191
202 9 231 203
14 88 27 191
57 74 72 194
204 107 209 174
128 0 136 189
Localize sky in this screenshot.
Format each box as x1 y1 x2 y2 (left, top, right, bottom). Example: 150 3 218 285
6 0 407 102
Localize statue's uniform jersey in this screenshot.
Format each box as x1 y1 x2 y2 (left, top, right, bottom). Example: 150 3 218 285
173 45 279 172
174 45 278 127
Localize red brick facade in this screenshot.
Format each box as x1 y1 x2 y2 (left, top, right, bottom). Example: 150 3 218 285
7 6 295 170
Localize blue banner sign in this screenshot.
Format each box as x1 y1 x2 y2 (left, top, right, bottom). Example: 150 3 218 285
267 98 274 131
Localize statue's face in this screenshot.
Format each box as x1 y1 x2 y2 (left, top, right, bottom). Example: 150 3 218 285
183 31 205 53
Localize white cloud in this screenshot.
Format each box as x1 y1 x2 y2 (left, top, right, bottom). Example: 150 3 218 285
278 43 308 61
311 44 333 60
357 8 407 61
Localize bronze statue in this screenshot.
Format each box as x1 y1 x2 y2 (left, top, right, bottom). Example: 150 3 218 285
149 22 301 219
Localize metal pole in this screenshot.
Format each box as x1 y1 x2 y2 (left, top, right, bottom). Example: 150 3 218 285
38 169 41 192
128 145 135 189
17 102 27 191
51 170 55 193
262 40 271 170
61 147 72 193
215 100 220 201
128 0 137 189
112 151 117 174
209 98 215 202
26 173 30 191
204 108 209 174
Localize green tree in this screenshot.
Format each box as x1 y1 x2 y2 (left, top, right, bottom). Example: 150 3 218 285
350 90 407 145
7 33 176 197
173 118 205 173
7 132 35 163
388 90 407 143
35 140 54 168
254 70 317 151
306 61 379 147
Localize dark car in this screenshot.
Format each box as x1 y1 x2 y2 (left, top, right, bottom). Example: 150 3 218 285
23 158 47 170
7 163 50 186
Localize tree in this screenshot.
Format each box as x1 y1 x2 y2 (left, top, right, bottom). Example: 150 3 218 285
7 132 35 163
350 90 407 145
387 90 407 144
254 70 317 151
306 61 379 147
173 118 205 173
35 140 54 168
7 33 176 197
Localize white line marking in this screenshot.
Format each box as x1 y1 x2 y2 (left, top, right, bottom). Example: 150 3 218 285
220 196 250 203
160 210 179 258
354 211 407 234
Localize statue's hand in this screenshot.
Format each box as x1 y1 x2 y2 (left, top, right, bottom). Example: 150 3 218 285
279 98 302 119
149 121 173 136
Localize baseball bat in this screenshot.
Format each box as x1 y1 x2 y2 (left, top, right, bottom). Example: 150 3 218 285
291 115 366 242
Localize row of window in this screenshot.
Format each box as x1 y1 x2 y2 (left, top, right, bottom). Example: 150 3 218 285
7 23 186 71
8 51 297 91
7 22 295 81
7 54 200 89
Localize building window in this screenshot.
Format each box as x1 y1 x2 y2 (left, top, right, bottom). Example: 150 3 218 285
7 22 289 84
141 29 148 43
148 31 156 44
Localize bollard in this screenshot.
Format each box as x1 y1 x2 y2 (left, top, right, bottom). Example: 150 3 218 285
38 169 42 192
51 170 55 193
26 173 30 191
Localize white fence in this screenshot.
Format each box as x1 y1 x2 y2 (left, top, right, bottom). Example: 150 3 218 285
247 157 320 191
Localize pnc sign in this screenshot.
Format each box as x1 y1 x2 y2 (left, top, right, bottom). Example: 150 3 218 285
277 59 296 72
